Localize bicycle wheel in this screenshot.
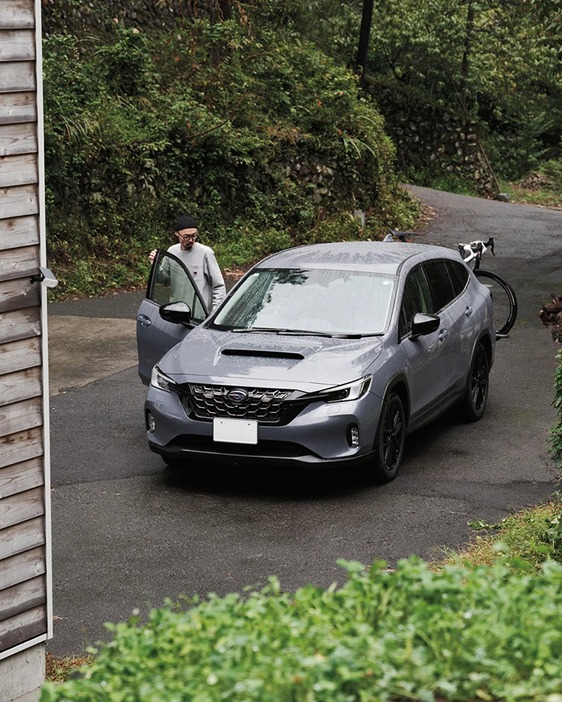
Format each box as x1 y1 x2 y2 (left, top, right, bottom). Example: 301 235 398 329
474 269 518 337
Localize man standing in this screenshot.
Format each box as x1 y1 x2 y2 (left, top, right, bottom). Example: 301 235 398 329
149 213 226 313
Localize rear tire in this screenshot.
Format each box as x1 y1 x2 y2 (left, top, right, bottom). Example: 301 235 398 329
474 269 517 337
460 342 489 421
372 392 406 483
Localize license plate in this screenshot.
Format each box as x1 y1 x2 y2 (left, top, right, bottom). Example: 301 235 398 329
213 418 258 444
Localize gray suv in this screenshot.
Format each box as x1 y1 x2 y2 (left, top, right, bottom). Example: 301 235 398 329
136 241 495 482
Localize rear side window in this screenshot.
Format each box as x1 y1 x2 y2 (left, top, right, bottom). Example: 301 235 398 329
422 260 457 313
446 260 470 295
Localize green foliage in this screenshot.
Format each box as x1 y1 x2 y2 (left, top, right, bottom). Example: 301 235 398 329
509 507 562 565
413 169 478 197
41 556 562 701
551 349 562 474
363 0 562 180
44 18 417 299
546 513 562 564
251 0 362 67
462 502 562 569
541 159 562 191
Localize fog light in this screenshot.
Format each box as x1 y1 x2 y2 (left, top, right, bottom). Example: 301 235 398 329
147 412 156 433
348 425 360 448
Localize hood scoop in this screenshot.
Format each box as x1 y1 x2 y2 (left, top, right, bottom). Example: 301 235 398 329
221 348 305 360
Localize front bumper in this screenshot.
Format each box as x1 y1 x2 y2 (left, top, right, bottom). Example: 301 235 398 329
145 385 383 468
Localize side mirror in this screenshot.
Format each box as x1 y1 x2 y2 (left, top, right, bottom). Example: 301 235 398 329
410 313 440 339
159 302 192 325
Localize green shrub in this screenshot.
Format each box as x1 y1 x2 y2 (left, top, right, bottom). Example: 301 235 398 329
552 349 562 477
41 556 562 701
454 501 562 570
540 159 562 190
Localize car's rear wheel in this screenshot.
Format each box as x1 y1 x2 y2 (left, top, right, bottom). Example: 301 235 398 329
474 269 517 338
460 342 489 421
372 392 406 483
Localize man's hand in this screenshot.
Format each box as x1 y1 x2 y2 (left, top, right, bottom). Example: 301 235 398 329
149 249 157 264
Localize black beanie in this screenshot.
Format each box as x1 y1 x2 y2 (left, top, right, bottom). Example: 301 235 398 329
175 213 198 231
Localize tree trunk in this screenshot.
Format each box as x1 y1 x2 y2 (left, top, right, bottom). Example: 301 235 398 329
356 0 374 85
458 0 475 111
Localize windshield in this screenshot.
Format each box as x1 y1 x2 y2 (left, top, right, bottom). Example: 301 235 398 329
212 268 395 335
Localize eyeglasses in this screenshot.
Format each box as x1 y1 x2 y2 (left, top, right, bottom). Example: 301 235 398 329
177 232 197 241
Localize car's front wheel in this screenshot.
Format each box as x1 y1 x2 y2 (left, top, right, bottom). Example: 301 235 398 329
372 391 406 483
162 453 182 469
460 342 489 421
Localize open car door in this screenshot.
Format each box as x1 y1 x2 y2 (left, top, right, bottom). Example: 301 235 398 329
136 250 208 384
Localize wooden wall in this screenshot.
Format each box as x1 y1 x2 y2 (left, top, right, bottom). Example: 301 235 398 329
0 0 50 657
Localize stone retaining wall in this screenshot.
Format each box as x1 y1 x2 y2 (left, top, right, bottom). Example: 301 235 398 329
41 0 189 35
366 80 498 197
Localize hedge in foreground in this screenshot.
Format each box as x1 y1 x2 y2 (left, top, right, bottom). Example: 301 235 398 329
41 556 562 702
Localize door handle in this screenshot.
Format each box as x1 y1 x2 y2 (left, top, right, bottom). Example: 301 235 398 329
465 305 473 316
137 314 152 327
438 328 448 341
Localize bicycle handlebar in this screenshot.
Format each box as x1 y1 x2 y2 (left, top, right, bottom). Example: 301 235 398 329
458 236 495 262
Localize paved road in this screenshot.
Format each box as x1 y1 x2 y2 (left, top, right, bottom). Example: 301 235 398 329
47 187 561 656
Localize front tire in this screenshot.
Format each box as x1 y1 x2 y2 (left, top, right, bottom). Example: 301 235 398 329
460 342 489 421
372 392 406 483
162 453 182 469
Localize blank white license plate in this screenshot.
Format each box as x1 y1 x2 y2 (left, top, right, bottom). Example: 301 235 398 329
213 418 258 444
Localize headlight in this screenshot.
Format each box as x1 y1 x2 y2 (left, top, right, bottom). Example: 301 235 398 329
317 376 372 403
150 365 175 393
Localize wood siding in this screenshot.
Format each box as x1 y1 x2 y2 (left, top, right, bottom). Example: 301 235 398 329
0 0 49 657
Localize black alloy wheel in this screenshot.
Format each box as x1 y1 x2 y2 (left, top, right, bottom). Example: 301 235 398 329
373 392 406 483
460 342 489 421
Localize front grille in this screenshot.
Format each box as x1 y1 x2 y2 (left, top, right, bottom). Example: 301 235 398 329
178 384 302 424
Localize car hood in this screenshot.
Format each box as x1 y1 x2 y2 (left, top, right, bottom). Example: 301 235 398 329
159 326 384 390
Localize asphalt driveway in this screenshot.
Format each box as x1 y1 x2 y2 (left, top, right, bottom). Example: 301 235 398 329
46 186 561 656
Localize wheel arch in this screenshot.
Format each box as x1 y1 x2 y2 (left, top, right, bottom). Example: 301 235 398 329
461 333 493 390
384 375 410 427
475 332 494 369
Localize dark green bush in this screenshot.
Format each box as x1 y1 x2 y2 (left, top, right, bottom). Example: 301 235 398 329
41 556 562 701
552 350 562 478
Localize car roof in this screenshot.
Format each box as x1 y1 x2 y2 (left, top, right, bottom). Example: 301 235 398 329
255 241 460 274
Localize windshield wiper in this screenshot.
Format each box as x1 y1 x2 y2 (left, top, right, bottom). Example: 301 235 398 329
231 327 280 334
276 329 363 338
230 327 375 339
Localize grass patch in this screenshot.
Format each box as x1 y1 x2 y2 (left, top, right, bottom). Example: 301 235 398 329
501 164 562 209
435 500 562 570
45 654 95 683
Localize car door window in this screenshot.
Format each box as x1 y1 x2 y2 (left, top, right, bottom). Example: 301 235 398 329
399 265 433 338
422 260 457 313
446 260 469 296
148 251 207 323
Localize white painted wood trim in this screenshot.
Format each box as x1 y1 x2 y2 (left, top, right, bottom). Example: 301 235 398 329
0 635 47 662
34 0 53 644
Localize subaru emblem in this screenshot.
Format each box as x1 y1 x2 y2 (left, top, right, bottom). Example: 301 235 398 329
227 388 248 404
